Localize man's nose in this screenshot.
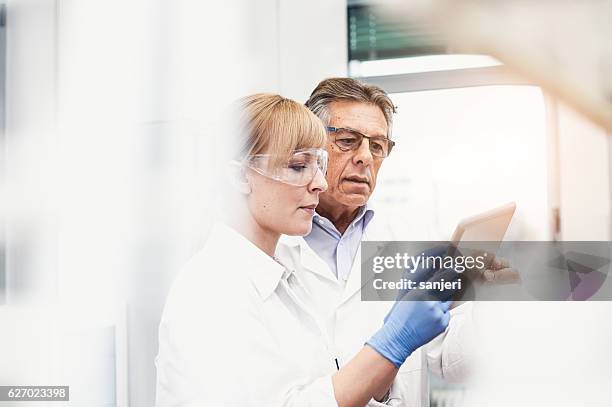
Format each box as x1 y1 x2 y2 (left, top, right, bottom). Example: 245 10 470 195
352 138 374 166
308 168 328 193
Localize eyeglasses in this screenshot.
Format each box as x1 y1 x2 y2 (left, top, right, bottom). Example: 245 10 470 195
245 148 328 186
326 126 395 158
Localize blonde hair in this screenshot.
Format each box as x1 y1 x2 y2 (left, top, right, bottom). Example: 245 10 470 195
235 93 327 160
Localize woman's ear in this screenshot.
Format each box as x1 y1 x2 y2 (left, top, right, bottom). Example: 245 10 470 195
227 161 251 195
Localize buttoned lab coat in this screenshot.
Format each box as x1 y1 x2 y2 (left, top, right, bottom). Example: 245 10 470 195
276 211 473 407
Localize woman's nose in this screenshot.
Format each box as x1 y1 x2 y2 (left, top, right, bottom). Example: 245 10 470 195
308 168 328 193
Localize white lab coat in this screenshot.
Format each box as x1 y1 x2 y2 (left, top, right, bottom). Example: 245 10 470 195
156 222 341 406
155 220 473 406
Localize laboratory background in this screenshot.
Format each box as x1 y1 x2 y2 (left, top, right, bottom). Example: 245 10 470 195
1 0 612 406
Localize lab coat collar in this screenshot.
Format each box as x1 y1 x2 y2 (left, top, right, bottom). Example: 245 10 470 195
278 234 338 283
208 222 287 301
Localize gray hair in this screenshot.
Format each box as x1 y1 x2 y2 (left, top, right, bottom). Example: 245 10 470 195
305 77 397 138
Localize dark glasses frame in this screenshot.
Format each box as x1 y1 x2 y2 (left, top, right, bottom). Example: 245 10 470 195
326 126 396 158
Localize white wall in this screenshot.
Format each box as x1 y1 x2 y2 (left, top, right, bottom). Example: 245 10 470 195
278 0 348 102
373 85 550 241
557 103 611 240
4 0 58 304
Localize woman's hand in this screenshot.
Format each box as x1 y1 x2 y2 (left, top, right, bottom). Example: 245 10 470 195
366 299 451 368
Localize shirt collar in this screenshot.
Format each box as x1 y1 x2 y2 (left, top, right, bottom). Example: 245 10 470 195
312 204 375 235
362 205 375 229
208 222 287 301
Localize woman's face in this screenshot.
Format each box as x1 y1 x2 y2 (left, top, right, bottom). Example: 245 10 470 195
244 158 328 236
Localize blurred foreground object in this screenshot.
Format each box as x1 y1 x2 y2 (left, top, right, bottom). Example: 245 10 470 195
382 0 612 132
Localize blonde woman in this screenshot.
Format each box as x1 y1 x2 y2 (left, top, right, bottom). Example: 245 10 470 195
155 94 450 406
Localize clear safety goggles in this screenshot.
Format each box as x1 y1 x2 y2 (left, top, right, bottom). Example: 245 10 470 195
245 148 328 186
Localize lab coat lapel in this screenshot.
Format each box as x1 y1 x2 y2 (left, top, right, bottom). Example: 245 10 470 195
340 216 392 305
340 244 366 305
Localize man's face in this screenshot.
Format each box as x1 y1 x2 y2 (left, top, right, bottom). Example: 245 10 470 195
320 100 388 211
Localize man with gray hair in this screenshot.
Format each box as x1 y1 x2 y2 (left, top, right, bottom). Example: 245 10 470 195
277 77 480 406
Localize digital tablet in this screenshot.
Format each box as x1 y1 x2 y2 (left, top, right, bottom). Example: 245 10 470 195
448 202 517 305
450 202 516 244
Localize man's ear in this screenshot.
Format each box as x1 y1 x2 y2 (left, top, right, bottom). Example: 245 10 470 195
227 161 251 195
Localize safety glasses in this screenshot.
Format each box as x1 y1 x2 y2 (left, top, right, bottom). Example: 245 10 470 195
245 148 328 186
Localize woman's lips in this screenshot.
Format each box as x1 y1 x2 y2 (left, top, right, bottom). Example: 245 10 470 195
299 204 317 215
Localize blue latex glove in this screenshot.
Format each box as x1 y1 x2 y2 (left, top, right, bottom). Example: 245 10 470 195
366 299 451 368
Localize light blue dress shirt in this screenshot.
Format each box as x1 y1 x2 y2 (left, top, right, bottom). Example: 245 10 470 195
304 206 374 282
